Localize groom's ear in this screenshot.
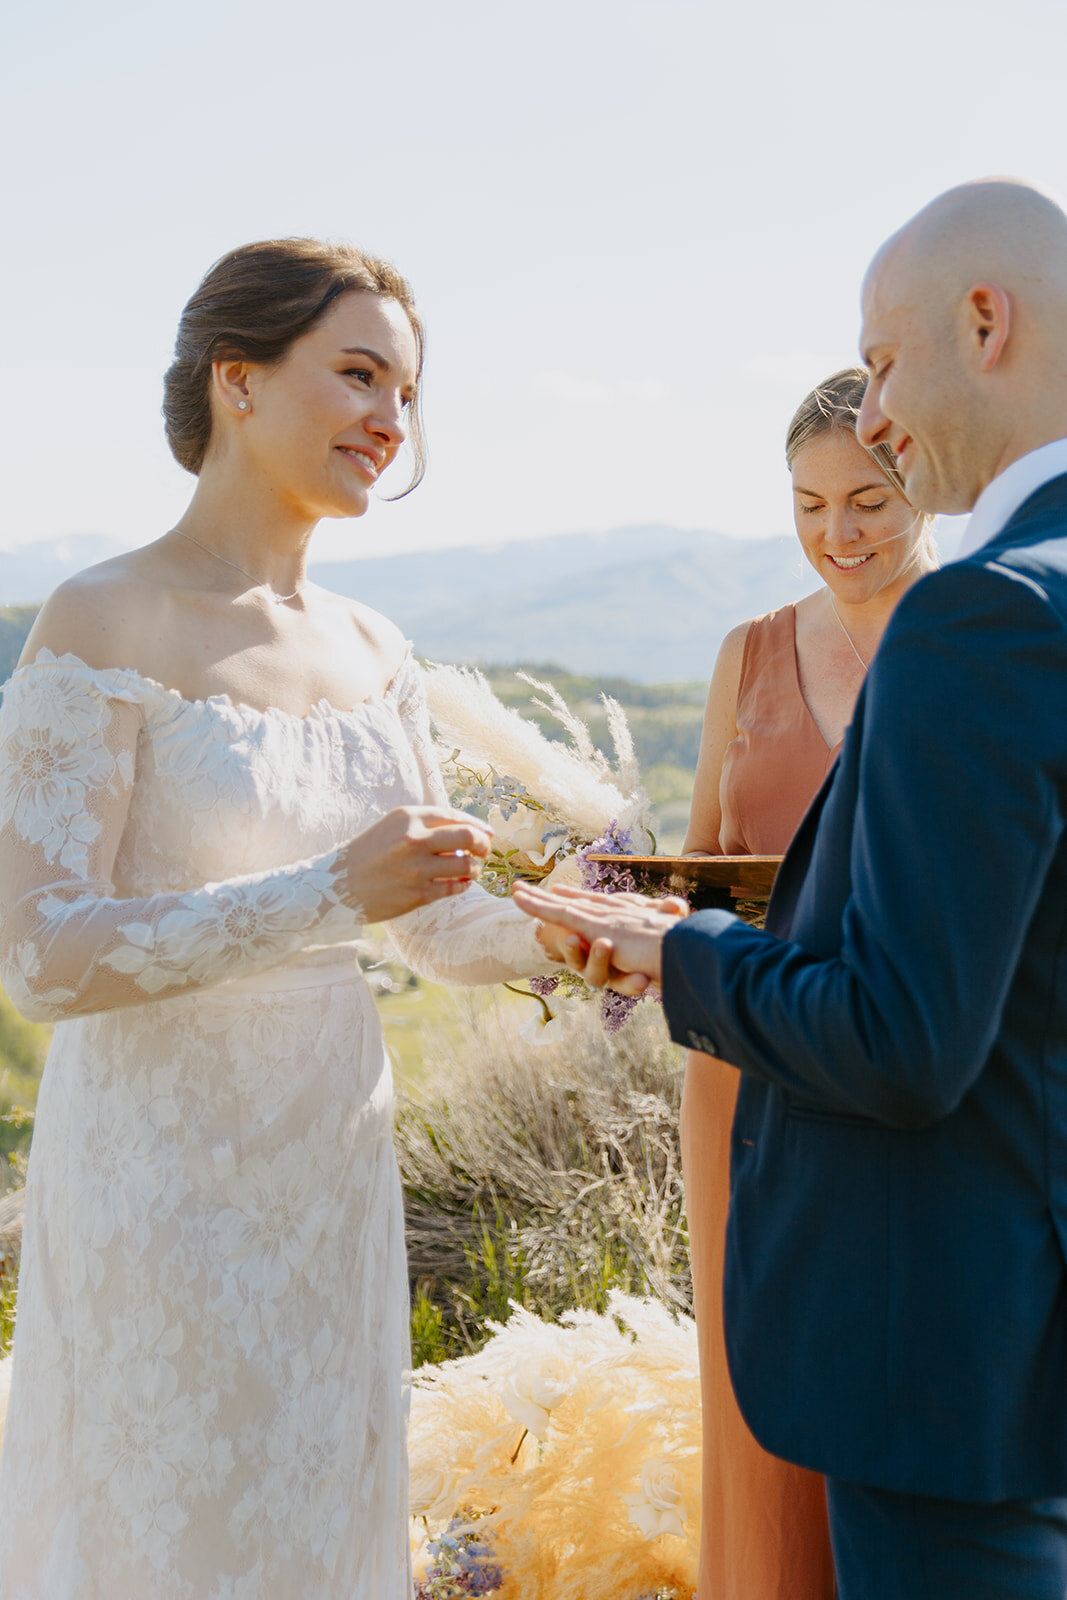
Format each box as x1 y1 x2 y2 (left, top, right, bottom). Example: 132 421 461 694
965 283 1012 371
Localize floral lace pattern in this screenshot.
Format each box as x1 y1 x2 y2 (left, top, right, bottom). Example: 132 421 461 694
0 649 549 1600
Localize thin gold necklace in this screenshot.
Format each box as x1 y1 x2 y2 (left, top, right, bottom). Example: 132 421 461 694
170 526 304 605
828 595 869 674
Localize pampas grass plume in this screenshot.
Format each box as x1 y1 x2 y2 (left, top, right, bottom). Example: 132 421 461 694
409 1293 698 1599
423 664 652 845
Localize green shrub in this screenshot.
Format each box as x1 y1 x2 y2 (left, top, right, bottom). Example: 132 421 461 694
0 985 46 1175
398 993 690 1365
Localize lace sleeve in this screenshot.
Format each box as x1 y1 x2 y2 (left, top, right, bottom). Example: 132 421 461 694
384 654 557 985
0 661 363 1023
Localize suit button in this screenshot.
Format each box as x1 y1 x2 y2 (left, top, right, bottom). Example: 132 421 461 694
688 1031 717 1054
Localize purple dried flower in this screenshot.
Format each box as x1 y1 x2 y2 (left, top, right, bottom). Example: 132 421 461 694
578 820 639 893
528 975 560 997
601 989 640 1034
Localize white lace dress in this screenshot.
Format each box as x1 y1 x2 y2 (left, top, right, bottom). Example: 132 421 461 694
0 648 549 1600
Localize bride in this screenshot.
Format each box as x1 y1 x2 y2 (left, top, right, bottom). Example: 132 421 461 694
0 238 563 1599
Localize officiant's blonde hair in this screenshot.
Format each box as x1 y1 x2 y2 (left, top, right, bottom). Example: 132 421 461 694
163 237 426 493
786 368 936 551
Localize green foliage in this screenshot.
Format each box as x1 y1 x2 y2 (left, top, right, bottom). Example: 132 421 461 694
479 663 706 778
0 985 47 1169
410 1285 449 1368
0 607 39 682
0 988 49 1086
0 1277 15 1358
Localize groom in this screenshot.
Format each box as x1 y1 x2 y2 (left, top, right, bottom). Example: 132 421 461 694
515 179 1067 1599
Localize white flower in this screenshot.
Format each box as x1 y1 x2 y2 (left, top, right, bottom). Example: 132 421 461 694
0 717 114 875
211 1131 341 1349
68 1085 178 1291
205 1569 265 1600
0 937 78 1015
541 853 585 891
5 668 115 755
102 862 348 994
621 1458 688 1540
408 1459 458 1521
242 1373 356 1570
501 1351 575 1437
518 996 581 1048
83 1309 229 1570
216 996 312 1110
9 663 116 744
488 804 568 869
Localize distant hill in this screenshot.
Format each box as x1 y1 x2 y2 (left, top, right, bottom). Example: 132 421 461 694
314 525 814 682
0 524 816 682
0 536 129 609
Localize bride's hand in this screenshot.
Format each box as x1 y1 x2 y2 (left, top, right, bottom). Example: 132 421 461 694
340 807 493 921
532 918 589 968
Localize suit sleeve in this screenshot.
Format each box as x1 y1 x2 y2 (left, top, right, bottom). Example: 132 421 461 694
662 558 1067 1128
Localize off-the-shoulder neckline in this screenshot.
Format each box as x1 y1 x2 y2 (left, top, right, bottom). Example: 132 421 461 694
15 646 416 725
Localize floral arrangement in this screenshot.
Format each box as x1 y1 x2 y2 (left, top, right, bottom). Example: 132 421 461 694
408 1292 698 1600
414 1519 505 1597
423 667 667 1036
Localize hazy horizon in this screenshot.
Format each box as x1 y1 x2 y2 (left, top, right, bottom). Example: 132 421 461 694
4 0 1064 560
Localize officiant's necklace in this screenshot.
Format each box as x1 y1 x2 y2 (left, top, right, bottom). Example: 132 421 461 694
170 526 304 605
829 596 869 674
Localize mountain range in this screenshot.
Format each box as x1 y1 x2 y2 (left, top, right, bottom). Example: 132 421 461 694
1 526 822 682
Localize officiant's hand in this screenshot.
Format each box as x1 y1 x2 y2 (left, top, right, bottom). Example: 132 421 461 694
513 884 688 990
342 806 492 921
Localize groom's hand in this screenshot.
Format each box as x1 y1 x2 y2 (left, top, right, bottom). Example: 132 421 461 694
513 884 688 990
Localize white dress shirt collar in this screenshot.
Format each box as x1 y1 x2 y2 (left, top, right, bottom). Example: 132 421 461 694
956 438 1067 559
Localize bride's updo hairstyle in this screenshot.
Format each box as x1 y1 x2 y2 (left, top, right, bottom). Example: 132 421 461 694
785 366 936 556
163 238 425 495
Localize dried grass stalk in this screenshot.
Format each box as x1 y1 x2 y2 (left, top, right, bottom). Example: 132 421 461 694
397 997 692 1345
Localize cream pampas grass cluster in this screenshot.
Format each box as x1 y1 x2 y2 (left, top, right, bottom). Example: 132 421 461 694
422 664 653 847
409 1292 698 1600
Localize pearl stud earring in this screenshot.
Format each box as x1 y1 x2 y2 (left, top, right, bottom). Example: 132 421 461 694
237 400 248 411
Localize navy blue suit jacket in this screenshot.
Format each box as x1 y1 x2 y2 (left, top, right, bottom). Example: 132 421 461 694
663 475 1067 1501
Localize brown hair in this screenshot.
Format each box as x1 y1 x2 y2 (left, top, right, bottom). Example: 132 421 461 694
785 366 904 491
162 238 426 494
785 367 938 560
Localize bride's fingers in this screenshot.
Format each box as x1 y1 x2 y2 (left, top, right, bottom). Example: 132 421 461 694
580 940 652 995
582 939 615 988
430 853 482 881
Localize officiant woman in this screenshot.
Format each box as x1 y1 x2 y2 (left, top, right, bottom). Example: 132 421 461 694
681 368 938 1599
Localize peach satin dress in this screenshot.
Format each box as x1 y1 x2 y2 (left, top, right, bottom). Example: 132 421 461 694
681 606 840 1600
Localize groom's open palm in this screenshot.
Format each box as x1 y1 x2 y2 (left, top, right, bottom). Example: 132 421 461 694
513 883 689 991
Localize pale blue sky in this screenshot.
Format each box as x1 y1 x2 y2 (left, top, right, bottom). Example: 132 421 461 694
3 0 1065 560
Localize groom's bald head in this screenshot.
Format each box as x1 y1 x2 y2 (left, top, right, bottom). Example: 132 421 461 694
870 180 1067 322
857 180 1067 514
